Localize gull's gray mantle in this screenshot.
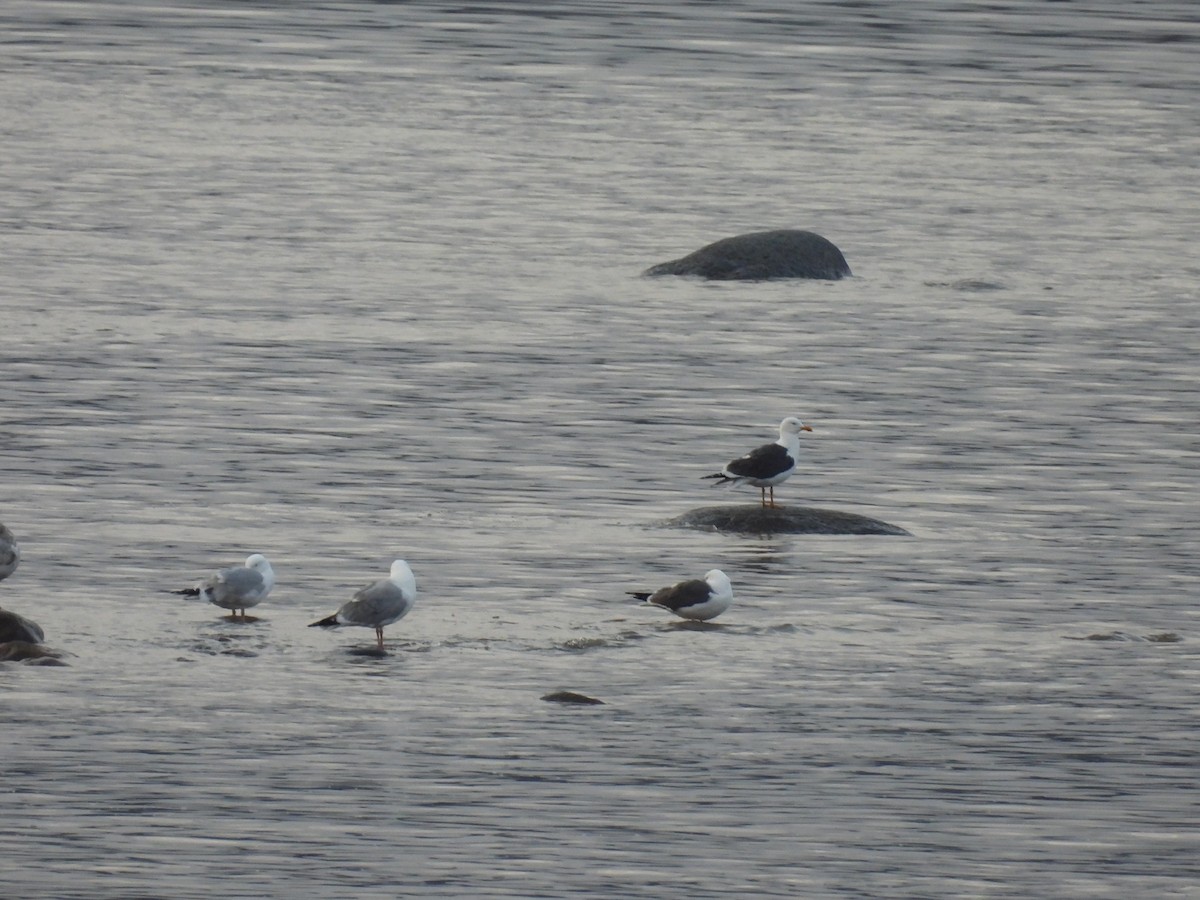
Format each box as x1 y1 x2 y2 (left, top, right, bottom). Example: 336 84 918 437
643 229 851 281
668 505 909 536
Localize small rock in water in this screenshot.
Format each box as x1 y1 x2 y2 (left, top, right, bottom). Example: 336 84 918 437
541 690 605 705
1077 631 1182 643
643 229 851 281
0 641 66 664
1147 632 1182 643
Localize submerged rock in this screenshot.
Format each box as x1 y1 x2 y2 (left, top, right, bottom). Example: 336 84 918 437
0 641 66 664
643 229 851 281
1073 631 1182 643
541 690 605 705
666 505 910 536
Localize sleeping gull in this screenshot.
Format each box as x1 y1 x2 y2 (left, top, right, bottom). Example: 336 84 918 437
702 417 813 508
310 559 417 651
0 523 19 583
628 569 734 622
171 553 275 620
0 607 43 644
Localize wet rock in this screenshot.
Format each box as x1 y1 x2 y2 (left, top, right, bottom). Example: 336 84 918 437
1073 631 1182 643
541 690 605 705
0 641 66 664
0 523 19 582
643 229 851 281
925 278 1007 292
346 646 390 658
948 278 1005 292
0 608 44 644
666 504 910 536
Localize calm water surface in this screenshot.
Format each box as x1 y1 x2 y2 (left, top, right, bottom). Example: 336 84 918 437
2 2 1199 897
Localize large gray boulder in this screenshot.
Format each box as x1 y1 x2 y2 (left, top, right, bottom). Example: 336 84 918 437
667 505 909 536
644 229 851 281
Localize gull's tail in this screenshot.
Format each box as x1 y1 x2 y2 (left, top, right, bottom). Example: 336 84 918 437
626 591 652 602
169 587 200 597
309 613 340 628
701 472 734 485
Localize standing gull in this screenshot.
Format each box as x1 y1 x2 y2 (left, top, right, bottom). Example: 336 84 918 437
171 553 275 620
0 607 43 644
628 569 734 622
0 523 19 583
310 559 417 652
702 417 813 508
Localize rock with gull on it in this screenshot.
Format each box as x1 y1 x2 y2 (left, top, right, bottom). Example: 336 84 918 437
668 505 910 536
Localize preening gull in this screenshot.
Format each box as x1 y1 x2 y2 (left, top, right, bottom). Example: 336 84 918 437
0 607 43 644
628 569 734 622
0 523 19 583
171 553 275 620
310 559 417 651
702 417 813 508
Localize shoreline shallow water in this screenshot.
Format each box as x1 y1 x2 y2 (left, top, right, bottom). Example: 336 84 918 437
2 2 1198 897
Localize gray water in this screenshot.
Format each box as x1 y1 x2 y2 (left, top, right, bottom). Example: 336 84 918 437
2 2 1199 897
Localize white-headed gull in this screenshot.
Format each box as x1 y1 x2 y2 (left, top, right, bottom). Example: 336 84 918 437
310 559 416 651
629 569 734 621
702 417 813 508
172 553 275 620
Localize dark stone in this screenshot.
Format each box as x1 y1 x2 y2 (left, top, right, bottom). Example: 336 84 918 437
666 505 910 536
643 229 851 281
541 690 605 705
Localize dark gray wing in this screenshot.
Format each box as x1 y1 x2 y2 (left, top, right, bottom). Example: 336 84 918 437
725 442 793 480
648 579 714 612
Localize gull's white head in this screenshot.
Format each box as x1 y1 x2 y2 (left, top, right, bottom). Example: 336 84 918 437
245 554 272 572
704 569 734 597
388 559 417 594
779 417 813 435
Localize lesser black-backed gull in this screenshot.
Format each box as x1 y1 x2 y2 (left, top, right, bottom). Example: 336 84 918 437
702 417 813 508
629 569 734 621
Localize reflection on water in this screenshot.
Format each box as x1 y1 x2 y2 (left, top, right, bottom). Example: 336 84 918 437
2 2 1199 897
